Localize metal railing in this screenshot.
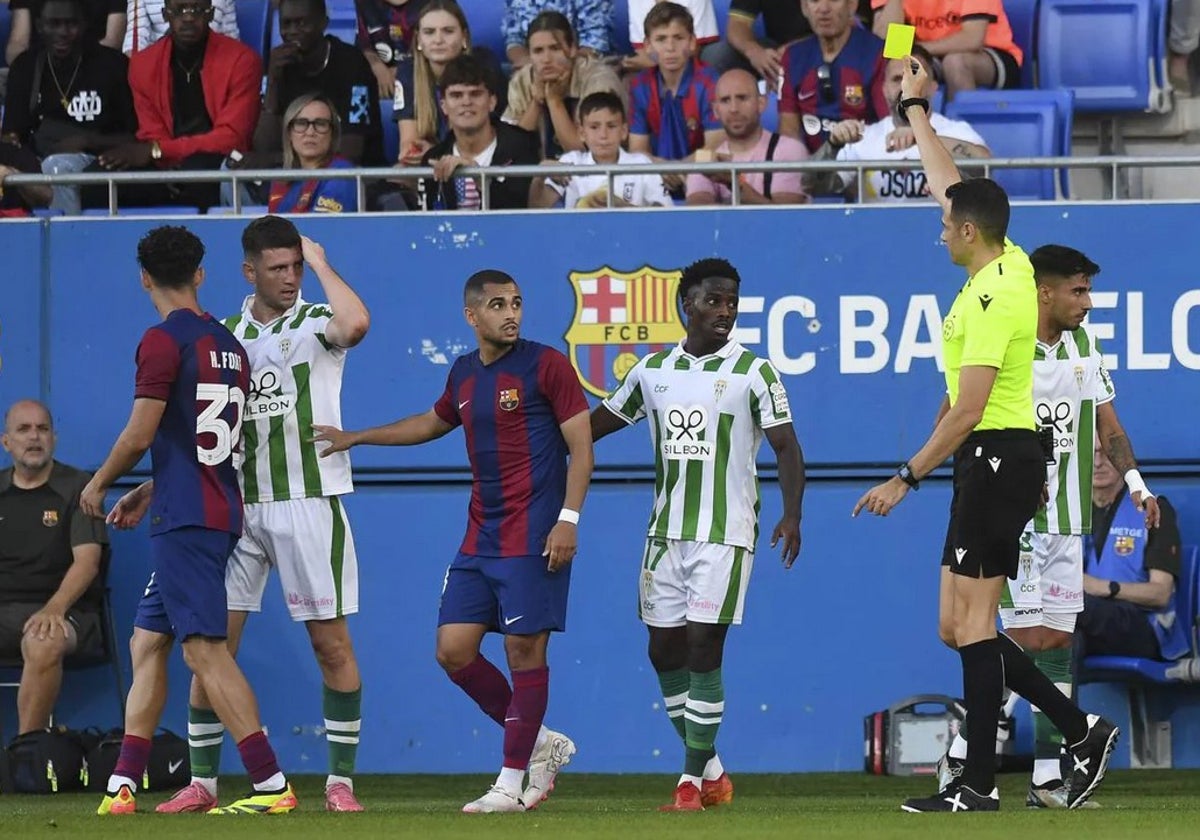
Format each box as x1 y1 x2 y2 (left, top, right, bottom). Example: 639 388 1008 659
7 154 1200 213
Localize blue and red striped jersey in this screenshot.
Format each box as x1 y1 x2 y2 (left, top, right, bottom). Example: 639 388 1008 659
134 309 250 537
433 339 589 557
779 28 888 154
629 60 721 160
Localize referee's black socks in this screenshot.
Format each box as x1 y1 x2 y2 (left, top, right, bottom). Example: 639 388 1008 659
996 633 1088 744
958 638 1004 793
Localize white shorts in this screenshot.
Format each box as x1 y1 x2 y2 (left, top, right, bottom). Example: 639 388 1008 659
999 528 1083 632
638 537 754 627
226 496 359 621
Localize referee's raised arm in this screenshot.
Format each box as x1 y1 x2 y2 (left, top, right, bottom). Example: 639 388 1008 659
899 56 961 211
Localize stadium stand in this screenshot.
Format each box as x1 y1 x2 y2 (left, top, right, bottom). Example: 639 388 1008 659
945 88 1074 200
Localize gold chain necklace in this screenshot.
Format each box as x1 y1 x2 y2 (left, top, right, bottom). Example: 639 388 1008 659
46 55 82 110
175 54 204 83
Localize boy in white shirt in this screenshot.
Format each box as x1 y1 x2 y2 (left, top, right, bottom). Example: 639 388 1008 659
531 91 673 209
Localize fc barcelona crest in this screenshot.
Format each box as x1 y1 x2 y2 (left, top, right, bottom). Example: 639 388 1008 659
499 388 520 411
42 509 59 527
844 84 863 106
564 266 686 397
1114 535 1137 556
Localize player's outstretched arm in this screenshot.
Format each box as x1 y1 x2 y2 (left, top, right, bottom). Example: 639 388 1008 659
589 404 632 442
301 236 371 349
901 56 961 214
311 409 454 457
81 398 168 517
544 410 595 572
1096 401 1160 527
764 423 805 567
107 479 154 529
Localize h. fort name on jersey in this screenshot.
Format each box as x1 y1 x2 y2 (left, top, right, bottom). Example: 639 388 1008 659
208 350 245 371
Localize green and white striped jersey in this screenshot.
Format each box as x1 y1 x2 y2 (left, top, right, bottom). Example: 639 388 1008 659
1032 326 1115 535
223 296 353 504
603 340 792 550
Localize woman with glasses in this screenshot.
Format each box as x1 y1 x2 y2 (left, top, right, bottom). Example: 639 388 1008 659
269 93 358 213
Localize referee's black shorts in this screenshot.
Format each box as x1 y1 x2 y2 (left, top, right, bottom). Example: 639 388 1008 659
941 429 1046 580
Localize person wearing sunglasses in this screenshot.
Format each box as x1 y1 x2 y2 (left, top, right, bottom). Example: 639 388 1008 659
268 93 358 213
83 0 262 211
778 0 888 158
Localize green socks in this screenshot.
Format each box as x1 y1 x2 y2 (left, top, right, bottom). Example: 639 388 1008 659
324 685 362 778
187 704 224 780
683 668 723 778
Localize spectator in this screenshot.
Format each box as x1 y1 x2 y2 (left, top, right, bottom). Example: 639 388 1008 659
1078 445 1187 662
0 140 53 215
503 0 612 69
1169 0 1200 95
0 399 108 736
686 67 808 205
872 0 1022 99
355 0 428 100
5 0 124 64
623 0 719 72
269 92 358 212
258 0 384 169
825 44 988 201
122 0 236 54
709 0 812 85
418 52 540 210
83 0 261 210
394 0 505 166
503 10 624 157
779 0 887 157
628 1 722 192
530 90 671 208
1 0 137 215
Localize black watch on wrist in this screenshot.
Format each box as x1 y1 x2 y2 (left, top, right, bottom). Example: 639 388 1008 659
1107 580 1122 599
896 462 920 490
900 97 931 115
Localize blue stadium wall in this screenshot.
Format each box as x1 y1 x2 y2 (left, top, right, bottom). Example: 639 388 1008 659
1 205 1199 773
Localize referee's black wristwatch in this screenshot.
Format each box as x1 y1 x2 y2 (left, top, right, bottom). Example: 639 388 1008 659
1106 580 1122 599
896 462 920 490
899 97 931 116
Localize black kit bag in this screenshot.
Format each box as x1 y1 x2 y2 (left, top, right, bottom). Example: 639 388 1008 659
5 726 88 793
85 728 190 792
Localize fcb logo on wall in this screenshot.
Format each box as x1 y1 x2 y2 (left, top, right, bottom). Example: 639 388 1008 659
1114 535 1137 556
564 266 686 397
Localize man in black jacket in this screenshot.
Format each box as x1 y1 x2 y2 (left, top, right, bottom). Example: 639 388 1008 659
419 53 539 211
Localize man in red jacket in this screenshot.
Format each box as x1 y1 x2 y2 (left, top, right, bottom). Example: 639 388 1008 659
83 0 261 210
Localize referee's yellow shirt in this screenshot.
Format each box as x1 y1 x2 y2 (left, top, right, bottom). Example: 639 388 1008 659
941 239 1037 431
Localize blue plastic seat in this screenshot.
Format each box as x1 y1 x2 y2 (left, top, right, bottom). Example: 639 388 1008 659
82 206 202 216
0 2 11 69
236 0 271 57
1082 546 1200 683
1038 0 1161 112
464 0 507 59
1004 0 1038 89
379 96 399 164
944 88 1073 200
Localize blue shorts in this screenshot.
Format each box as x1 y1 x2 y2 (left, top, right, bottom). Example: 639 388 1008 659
437 552 571 634
135 527 238 640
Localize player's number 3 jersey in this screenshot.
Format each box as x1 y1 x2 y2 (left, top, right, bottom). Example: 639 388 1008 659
223 297 353 505
603 341 792 550
1033 327 1115 536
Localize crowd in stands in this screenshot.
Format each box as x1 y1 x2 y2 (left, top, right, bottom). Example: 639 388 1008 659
1 0 1199 216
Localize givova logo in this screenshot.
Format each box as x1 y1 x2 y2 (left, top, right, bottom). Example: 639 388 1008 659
662 404 712 461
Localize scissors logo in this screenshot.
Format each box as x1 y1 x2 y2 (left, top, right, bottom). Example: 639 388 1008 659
1035 399 1072 433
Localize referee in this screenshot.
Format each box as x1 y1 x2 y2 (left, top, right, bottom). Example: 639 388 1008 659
852 57 1119 813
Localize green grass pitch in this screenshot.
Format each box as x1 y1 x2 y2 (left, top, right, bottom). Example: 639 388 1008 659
3 770 1198 838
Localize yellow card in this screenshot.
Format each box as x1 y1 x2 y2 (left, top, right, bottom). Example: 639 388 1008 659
883 23 916 60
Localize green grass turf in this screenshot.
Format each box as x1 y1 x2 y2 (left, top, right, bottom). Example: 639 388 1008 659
3 770 1198 839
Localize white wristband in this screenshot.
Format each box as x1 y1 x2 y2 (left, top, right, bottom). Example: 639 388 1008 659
1124 469 1154 499
557 508 580 525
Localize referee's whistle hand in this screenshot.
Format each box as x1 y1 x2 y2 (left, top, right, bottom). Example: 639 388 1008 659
852 478 909 518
